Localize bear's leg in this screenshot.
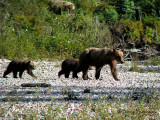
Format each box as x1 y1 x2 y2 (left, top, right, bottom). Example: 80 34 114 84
82 66 89 80
58 70 65 78
65 71 70 78
13 71 18 78
19 70 25 78
72 72 78 78
27 69 36 78
3 70 12 78
110 61 119 81
95 66 102 79
73 66 81 78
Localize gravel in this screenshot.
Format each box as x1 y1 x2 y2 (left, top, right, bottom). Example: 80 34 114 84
0 59 160 118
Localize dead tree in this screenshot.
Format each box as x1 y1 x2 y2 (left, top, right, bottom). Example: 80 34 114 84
135 8 145 48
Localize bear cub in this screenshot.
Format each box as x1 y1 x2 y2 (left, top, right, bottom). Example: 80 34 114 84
58 58 79 78
73 48 124 81
3 59 36 78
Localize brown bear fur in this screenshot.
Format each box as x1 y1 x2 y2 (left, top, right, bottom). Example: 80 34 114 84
73 48 124 81
58 58 79 78
3 59 36 78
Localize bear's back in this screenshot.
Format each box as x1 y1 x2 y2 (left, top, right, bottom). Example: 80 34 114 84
8 59 29 71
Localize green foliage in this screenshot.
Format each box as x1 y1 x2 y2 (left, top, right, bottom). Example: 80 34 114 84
0 0 160 60
143 16 160 42
116 20 143 43
93 1 109 23
73 0 98 16
144 26 154 43
105 6 118 22
129 63 139 72
114 0 135 19
124 20 142 42
144 56 160 66
134 0 159 17
0 0 111 60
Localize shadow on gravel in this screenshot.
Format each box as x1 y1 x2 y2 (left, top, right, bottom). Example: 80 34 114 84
0 85 159 103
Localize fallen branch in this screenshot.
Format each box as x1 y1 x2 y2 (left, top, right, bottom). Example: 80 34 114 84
21 83 51 87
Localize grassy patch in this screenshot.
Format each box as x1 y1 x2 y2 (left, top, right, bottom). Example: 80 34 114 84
129 61 160 73
144 57 160 66
129 63 140 72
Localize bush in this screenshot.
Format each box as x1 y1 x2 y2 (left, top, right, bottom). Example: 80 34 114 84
104 6 119 24
0 3 111 60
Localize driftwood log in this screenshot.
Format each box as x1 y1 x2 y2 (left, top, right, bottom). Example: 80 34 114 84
21 83 51 87
124 48 159 61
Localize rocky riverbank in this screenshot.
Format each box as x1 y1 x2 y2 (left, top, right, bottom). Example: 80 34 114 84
0 59 160 119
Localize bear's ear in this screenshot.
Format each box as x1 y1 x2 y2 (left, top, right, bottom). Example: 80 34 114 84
113 48 116 53
27 60 31 64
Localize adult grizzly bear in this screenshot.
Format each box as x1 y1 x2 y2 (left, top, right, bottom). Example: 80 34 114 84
3 59 36 78
58 58 79 78
73 48 124 81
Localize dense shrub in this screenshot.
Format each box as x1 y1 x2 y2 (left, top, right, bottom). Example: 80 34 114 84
104 6 119 24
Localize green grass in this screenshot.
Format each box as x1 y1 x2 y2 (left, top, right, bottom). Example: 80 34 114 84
144 57 160 66
129 56 160 73
129 63 140 72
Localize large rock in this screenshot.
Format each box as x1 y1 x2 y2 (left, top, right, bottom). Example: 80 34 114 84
48 1 75 14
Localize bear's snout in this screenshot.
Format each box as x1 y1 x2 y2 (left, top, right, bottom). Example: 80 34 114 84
121 61 124 64
120 59 124 64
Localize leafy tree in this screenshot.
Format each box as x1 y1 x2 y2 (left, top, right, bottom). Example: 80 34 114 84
93 2 118 23
104 6 119 24
114 0 135 19
133 0 160 18
155 0 160 17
